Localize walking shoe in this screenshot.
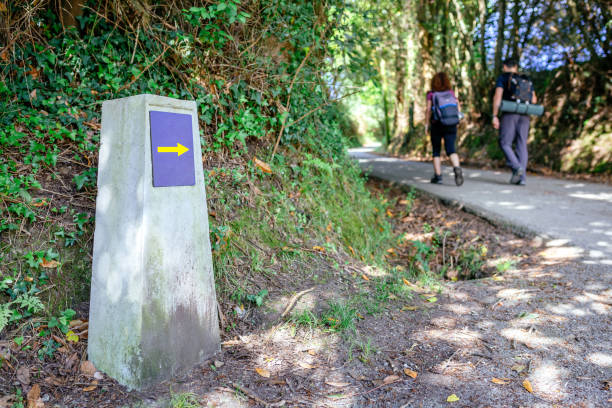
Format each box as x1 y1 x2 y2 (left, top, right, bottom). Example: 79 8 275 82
430 174 443 184
510 168 523 184
453 166 464 186
518 180 526 186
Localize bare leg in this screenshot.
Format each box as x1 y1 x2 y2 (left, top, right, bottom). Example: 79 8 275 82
449 153 460 168
433 156 442 175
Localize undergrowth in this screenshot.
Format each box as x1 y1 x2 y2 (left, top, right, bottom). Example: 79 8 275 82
0 0 397 349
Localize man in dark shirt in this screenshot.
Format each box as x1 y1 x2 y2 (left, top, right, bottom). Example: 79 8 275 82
492 58 537 185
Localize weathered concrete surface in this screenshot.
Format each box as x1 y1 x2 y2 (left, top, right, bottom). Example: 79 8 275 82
350 147 612 266
89 95 219 389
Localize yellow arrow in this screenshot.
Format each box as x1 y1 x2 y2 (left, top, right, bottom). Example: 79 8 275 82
157 143 189 157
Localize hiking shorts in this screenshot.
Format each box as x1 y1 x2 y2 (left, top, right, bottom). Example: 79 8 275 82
430 122 457 157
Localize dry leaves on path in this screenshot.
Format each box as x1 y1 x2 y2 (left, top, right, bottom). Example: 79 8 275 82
255 367 270 378
83 380 98 392
491 377 509 385
522 379 533 393
325 381 350 387
403 368 418 378
27 384 44 408
383 375 400 384
446 394 460 402
80 361 96 377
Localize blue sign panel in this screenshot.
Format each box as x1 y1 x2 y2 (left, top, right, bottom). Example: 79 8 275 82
150 110 196 187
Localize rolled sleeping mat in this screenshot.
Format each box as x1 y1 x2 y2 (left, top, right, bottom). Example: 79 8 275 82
500 100 544 116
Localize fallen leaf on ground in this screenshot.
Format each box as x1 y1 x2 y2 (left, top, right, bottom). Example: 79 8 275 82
32 200 47 207
214 360 224 368
65 331 78 343
83 121 101 130
511 364 525 373
361 274 370 281
386 248 396 254
326 222 332 231
17 366 30 385
255 367 270 378
403 368 418 378
325 381 349 387
80 361 97 377
298 362 315 369
253 157 272 173
446 394 460 402
41 258 59 268
44 376 64 386
386 209 393 217
27 384 43 408
69 319 85 328
83 380 98 392
312 245 325 252
426 296 438 303
522 379 533 393
307 349 316 356
348 246 355 256
491 377 509 385
383 375 400 384
29 89 37 99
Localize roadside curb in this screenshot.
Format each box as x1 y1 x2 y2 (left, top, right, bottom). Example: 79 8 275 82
366 174 543 240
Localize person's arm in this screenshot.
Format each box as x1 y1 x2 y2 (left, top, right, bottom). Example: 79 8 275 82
492 87 503 129
532 91 537 104
425 99 432 132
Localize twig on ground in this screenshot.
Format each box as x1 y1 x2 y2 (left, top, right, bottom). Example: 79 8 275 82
281 287 315 318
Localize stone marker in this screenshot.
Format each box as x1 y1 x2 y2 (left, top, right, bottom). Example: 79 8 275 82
89 94 220 389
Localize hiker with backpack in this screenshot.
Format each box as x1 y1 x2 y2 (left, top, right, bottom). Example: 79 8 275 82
425 72 464 186
492 58 539 185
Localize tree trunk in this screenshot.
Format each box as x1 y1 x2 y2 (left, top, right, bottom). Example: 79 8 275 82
391 29 409 152
509 0 521 60
478 0 488 74
380 59 391 147
493 0 507 76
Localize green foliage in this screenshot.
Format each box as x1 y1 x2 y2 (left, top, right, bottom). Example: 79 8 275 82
496 259 516 273
168 391 202 408
321 301 357 332
0 1 388 342
38 338 60 361
290 309 319 330
456 245 487 279
245 289 268 307
48 308 77 334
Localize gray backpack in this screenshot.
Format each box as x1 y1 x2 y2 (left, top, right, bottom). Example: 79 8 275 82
431 91 459 126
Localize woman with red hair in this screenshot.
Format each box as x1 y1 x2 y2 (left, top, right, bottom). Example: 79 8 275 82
425 72 463 186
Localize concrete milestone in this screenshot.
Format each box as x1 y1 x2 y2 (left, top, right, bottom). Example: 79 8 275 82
89 94 220 389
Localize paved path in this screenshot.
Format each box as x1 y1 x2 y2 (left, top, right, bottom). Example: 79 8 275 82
350 147 612 266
